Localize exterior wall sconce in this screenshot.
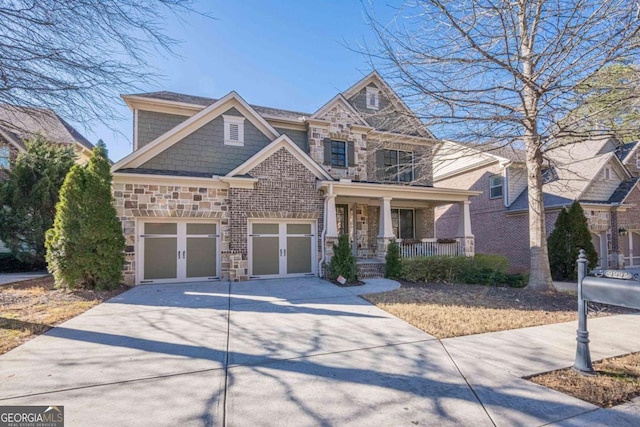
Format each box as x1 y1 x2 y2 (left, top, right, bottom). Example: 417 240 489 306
619 227 628 236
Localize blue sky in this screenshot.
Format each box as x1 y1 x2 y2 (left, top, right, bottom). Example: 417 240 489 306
83 1 395 162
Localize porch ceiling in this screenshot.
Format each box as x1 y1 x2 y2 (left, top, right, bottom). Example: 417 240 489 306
318 180 480 203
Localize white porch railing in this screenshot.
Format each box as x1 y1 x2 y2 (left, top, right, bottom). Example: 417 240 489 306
399 239 461 258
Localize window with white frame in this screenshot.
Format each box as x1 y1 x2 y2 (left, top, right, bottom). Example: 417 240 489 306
223 115 245 146
489 175 503 199
366 86 379 110
0 146 10 169
391 208 415 239
382 149 414 182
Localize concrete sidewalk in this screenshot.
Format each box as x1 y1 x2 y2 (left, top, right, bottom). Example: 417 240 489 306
0 277 638 426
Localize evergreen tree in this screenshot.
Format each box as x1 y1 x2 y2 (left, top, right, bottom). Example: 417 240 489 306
548 201 598 281
329 234 357 282
548 208 571 280
46 141 124 289
0 135 75 267
567 201 599 275
385 240 402 279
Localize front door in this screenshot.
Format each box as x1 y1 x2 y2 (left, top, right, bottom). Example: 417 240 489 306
139 221 219 284
249 221 315 278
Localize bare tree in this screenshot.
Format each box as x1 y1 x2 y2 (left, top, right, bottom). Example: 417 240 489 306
0 1 207 131
364 0 640 290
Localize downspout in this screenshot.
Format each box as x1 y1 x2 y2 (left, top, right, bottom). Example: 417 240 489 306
318 183 333 277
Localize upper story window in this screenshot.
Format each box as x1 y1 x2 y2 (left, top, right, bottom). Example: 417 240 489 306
366 87 379 110
603 166 612 180
323 138 354 168
223 115 245 146
380 149 414 182
489 174 503 199
0 146 10 169
331 140 346 167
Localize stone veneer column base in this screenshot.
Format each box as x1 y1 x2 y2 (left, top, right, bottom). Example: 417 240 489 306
458 236 475 257
377 237 392 258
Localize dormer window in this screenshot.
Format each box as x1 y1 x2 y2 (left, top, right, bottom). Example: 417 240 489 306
223 115 245 146
366 87 379 110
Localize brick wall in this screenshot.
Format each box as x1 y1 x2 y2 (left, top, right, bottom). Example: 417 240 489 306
229 147 324 278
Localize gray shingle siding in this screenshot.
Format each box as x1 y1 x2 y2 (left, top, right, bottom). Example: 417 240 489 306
139 107 272 175
137 110 189 148
274 128 308 152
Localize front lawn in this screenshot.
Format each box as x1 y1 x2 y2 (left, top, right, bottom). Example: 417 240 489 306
0 276 128 354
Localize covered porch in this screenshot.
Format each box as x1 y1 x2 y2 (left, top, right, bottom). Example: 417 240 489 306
319 180 479 264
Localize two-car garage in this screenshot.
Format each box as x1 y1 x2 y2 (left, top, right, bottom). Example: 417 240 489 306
137 219 316 284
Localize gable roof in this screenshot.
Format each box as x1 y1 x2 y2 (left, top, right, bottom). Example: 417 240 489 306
226 134 332 180
342 71 435 139
616 141 640 163
607 176 640 204
0 105 94 152
124 91 310 123
433 140 525 181
310 94 369 126
112 91 281 172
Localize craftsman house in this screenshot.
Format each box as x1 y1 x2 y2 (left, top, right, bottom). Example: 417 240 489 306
434 138 640 271
112 72 479 285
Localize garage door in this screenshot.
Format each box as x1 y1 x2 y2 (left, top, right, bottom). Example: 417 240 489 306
249 221 315 278
139 221 219 284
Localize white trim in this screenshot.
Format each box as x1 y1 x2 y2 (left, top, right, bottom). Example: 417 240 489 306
247 219 317 279
137 218 221 285
223 115 245 146
112 91 281 172
227 134 333 180
122 95 204 116
366 86 380 110
489 174 504 199
219 176 258 189
113 172 227 188
311 94 369 126
133 108 139 151
319 180 480 202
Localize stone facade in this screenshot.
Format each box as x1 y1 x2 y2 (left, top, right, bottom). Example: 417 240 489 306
113 181 230 285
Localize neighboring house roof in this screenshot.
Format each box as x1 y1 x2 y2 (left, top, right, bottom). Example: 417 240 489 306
507 189 573 212
127 91 310 122
616 141 639 163
607 177 640 204
0 105 94 151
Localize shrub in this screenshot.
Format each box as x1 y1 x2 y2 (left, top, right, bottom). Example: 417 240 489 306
0 253 40 273
0 135 75 267
548 201 598 280
401 253 525 287
385 240 402 279
329 234 357 282
46 141 125 290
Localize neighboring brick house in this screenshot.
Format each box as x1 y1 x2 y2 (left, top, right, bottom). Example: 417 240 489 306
0 105 95 252
434 138 640 271
112 72 479 285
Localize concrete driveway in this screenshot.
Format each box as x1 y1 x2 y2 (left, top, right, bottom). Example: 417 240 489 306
1 278 639 426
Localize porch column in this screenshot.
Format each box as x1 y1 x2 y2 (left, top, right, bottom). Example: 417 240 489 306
457 201 474 257
378 197 394 238
325 194 338 237
377 197 394 257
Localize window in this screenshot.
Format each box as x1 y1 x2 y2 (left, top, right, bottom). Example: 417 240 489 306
336 204 349 235
381 149 414 182
366 86 379 110
391 208 415 239
331 141 346 167
0 147 9 169
223 115 245 146
489 175 503 199
636 154 640 168
603 166 612 180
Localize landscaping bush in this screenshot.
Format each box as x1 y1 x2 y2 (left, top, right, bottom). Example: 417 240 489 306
385 240 402 279
401 253 526 287
329 234 357 282
0 253 41 273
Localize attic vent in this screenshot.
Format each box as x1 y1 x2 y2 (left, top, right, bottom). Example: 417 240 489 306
366 86 379 110
223 115 245 146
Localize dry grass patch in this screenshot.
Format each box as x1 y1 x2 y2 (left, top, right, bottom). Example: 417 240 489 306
364 282 632 339
0 276 128 355
529 353 640 407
